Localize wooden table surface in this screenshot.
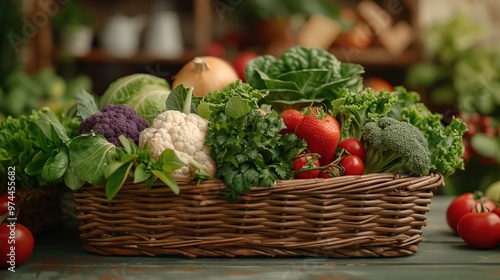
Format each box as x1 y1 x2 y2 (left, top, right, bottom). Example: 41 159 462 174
2 195 499 280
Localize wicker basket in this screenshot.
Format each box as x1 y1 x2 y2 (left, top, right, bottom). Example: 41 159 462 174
74 173 444 258
17 185 65 235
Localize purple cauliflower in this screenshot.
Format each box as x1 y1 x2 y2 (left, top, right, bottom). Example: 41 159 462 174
80 104 149 146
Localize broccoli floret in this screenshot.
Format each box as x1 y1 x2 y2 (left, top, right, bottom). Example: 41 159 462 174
80 104 148 146
362 117 431 176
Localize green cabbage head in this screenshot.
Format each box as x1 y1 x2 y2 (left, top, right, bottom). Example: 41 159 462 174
99 73 170 124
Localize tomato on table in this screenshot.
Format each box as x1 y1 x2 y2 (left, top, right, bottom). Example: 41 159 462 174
0 221 34 268
446 192 497 234
456 211 500 249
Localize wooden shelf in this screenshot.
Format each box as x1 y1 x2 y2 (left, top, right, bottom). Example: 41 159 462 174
329 46 420 67
68 48 197 65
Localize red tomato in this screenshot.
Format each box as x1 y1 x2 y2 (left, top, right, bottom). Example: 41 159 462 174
319 165 340 178
294 108 341 166
292 155 320 179
280 109 304 135
0 193 23 223
493 207 500 217
338 138 366 161
456 212 500 249
232 51 259 82
340 155 364 176
0 222 34 268
446 192 498 234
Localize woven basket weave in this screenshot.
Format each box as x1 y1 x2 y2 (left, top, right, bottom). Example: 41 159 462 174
74 173 444 258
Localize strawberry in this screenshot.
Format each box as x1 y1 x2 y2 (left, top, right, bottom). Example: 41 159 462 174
294 107 340 166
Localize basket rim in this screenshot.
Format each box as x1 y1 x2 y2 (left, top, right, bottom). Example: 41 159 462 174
76 172 444 197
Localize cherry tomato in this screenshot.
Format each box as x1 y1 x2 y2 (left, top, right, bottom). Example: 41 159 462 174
446 192 497 234
0 222 34 268
292 155 320 179
319 165 340 178
0 193 23 223
340 155 364 176
280 109 304 135
338 138 366 161
456 212 500 249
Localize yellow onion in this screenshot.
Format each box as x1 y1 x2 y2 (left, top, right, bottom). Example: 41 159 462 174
172 56 239 97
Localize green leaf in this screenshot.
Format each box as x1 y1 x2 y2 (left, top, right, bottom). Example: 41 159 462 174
471 133 500 158
157 149 185 173
76 89 100 120
104 161 128 179
69 134 116 185
118 135 138 155
151 169 179 194
0 148 10 161
24 152 51 176
35 110 70 142
165 85 200 114
226 96 251 119
41 149 69 182
105 162 133 200
245 46 364 107
197 102 211 119
121 154 138 162
133 163 151 183
64 165 85 190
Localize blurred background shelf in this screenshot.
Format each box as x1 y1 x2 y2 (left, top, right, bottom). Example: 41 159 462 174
67 48 196 65
328 47 420 67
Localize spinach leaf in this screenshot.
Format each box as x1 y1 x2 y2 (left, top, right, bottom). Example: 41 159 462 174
41 149 69 182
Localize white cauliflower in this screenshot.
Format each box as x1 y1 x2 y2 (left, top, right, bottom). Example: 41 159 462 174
139 110 216 178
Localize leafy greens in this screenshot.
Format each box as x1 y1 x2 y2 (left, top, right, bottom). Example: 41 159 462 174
200 80 306 202
245 46 364 109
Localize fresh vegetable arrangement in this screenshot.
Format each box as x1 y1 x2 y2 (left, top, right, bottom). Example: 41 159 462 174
1 46 468 205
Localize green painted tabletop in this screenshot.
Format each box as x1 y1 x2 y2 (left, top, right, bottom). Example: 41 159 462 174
1 195 499 280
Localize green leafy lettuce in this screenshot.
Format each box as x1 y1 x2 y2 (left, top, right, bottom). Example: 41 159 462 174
330 87 398 141
200 80 306 202
331 86 467 176
245 46 364 109
0 107 81 189
388 88 468 176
